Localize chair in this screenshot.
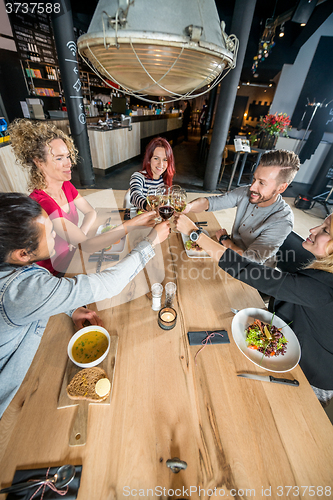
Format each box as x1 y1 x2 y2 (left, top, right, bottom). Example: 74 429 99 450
199 134 208 161
219 146 234 184
123 188 133 208
236 151 263 186
199 131 213 164
260 231 312 305
276 231 313 273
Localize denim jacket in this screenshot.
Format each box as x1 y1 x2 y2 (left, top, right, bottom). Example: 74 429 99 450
0 241 154 418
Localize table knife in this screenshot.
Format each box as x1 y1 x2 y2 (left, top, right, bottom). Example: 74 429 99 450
96 248 105 273
88 254 119 263
237 373 299 386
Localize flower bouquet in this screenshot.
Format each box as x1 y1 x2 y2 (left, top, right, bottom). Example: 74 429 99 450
250 113 291 149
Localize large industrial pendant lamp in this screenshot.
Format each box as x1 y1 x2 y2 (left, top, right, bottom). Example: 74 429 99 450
77 0 238 102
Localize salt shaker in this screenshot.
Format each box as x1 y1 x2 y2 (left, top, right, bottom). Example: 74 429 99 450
151 283 163 311
165 282 177 308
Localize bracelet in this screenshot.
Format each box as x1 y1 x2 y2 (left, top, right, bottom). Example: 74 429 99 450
143 236 155 249
219 234 230 244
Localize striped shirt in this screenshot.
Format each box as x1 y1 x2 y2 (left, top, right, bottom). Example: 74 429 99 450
130 171 165 210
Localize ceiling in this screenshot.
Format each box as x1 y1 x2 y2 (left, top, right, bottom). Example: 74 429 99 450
70 0 333 87
216 0 333 85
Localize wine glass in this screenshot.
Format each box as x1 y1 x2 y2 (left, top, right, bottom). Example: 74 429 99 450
170 187 187 232
146 187 161 220
172 188 187 214
154 186 168 222
158 187 174 235
169 184 182 194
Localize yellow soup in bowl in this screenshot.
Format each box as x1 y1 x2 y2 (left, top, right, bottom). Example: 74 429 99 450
72 331 109 364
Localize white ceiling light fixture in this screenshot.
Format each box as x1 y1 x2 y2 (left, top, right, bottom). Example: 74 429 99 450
77 0 238 103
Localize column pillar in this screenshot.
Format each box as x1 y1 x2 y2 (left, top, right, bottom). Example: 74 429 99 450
203 0 257 191
52 0 95 187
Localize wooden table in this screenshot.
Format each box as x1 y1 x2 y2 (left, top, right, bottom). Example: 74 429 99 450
1 207 333 500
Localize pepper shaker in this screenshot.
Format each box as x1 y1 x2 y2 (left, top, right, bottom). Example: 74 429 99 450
165 282 177 308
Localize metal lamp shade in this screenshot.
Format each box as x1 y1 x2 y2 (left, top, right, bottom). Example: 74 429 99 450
77 0 236 97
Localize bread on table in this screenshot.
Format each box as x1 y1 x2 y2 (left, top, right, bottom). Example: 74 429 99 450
66 367 111 402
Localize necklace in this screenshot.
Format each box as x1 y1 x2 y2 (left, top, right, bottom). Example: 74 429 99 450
45 188 64 201
45 188 70 212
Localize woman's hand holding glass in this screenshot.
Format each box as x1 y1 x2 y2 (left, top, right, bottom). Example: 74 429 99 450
147 220 171 246
126 211 157 231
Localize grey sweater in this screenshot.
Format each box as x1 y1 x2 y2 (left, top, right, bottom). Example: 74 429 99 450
207 186 293 266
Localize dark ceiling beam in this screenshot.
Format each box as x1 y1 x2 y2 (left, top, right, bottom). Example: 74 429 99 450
266 0 328 28
291 0 333 49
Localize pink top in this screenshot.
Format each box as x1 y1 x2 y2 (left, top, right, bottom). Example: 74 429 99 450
30 181 79 275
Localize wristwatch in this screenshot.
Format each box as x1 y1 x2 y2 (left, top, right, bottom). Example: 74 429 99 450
219 234 230 244
189 227 203 242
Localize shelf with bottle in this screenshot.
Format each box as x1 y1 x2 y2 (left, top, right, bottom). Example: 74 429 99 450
24 62 58 81
22 60 62 98
78 70 112 104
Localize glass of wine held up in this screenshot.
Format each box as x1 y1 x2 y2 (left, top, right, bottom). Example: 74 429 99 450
170 186 187 233
146 187 161 221
158 187 174 235
171 188 187 214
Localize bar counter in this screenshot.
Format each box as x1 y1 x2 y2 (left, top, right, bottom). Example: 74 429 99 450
86 113 182 174
0 113 182 192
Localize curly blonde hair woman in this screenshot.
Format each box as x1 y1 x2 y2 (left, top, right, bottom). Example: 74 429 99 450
8 119 157 275
8 119 78 192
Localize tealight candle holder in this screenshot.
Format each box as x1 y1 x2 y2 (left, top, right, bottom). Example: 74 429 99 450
158 307 177 330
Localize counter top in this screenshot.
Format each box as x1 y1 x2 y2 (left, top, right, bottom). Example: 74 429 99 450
131 112 181 122
87 123 132 132
30 113 181 123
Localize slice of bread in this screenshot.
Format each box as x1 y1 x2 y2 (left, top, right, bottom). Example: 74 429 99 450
66 367 111 402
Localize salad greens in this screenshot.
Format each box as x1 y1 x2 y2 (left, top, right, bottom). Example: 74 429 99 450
246 319 288 357
185 240 203 251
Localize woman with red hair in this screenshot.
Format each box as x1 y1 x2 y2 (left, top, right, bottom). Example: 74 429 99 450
130 137 175 210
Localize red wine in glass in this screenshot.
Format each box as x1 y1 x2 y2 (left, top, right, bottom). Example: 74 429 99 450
159 205 174 220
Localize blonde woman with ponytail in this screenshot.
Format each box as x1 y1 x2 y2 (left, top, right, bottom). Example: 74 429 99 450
176 212 333 406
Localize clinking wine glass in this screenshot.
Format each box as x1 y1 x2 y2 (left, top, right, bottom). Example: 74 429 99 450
172 188 187 214
170 187 187 232
158 188 174 235
147 187 161 221
169 185 182 194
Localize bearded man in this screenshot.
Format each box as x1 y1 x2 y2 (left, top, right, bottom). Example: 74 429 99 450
184 150 300 266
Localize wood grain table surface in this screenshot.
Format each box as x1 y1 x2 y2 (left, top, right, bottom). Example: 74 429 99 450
0 205 332 500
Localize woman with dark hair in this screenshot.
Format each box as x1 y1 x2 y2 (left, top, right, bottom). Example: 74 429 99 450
130 136 176 210
8 119 156 276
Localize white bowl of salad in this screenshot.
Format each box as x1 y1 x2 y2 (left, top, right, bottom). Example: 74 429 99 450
232 308 301 372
